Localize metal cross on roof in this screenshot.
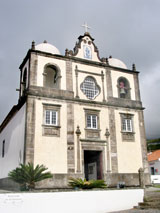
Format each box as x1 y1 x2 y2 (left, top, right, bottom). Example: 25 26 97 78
81 22 91 33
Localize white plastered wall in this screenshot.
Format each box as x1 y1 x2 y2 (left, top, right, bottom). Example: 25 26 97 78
0 104 26 178
34 99 67 173
36 56 66 90
74 103 109 172
72 62 107 102
111 70 136 100
115 109 143 173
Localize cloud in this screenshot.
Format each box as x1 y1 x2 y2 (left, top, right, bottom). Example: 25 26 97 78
0 0 159 139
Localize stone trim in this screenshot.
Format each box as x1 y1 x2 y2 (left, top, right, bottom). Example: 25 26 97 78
120 113 135 142
42 104 61 137
66 60 73 91
101 71 106 102
67 103 75 173
105 68 113 98
81 144 106 179
29 52 38 86
83 108 101 139
75 66 79 98
104 173 151 187
26 86 143 110
133 73 141 101
80 138 106 143
108 108 118 173
24 97 36 164
138 110 150 173
76 69 102 76
20 50 139 75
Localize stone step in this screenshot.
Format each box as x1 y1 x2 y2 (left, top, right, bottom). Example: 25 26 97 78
139 201 160 207
144 197 160 202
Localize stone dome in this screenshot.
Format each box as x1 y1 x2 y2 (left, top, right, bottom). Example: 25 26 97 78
108 58 127 69
35 41 60 55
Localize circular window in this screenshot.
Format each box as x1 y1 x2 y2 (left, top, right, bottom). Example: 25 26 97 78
80 76 100 100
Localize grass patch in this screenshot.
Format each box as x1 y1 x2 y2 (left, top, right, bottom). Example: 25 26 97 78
153 184 160 188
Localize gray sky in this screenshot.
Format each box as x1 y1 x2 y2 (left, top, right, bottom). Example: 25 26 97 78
0 0 159 139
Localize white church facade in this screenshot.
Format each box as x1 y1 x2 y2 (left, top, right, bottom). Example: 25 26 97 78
0 31 150 188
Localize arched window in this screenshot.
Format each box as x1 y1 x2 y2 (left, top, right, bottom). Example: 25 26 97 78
43 64 61 89
117 77 131 99
21 68 27 96
80 76 100 100
22 68 27 89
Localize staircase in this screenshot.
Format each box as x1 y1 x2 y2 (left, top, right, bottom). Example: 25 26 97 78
136 189 160 210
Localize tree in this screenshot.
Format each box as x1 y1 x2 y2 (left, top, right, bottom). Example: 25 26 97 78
8 163 53 190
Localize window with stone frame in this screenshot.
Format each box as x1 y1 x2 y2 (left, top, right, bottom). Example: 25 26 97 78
120 113 135 142
80 76 100 100
43 64 61 89
117 77 131 99
42 103 61 137
84 109 101 139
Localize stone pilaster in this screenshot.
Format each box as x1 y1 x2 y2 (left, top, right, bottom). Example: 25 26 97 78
75 66 79 98
108 108 118 173
29 53 38 86
24 97 36 164
133 73 141 101
101 71 106 102
138 110 150 173
105 68 113 98
66 60 73 91
67 103 75 173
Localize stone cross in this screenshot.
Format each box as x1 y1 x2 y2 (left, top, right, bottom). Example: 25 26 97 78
81 22 91 33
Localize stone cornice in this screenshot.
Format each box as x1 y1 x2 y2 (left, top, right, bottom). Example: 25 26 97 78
19 49 139 75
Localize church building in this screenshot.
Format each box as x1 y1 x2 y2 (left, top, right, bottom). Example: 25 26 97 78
0 29 150 188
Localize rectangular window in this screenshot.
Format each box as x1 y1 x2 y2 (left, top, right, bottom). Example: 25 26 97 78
87 114 97 129
122 118 132 132
120 113 135 142
43 103 61 137
2 140 5 158
45 110 57 126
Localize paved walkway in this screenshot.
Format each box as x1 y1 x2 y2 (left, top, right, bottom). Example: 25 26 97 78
111 209 160 213
111 187 160 213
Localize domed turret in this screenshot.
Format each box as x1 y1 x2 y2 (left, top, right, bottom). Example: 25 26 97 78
108 57 127 69
35 41 60 55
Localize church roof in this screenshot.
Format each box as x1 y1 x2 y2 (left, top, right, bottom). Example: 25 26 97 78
35 41 60 55
148 149 160 162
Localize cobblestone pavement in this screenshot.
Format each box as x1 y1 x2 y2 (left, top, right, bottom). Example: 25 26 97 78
110 187 160 213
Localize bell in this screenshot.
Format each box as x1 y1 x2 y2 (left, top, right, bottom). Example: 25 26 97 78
120 88 126 94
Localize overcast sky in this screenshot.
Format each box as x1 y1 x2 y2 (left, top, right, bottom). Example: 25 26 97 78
0 0 159 139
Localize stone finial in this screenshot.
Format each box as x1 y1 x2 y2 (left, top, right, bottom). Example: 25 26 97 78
106 58 109 65
76 126 81 136
101 58 106 63
43 40 47 43
132 63 136 71
65 48 69 56
31 41 35 50
109 55 112 58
